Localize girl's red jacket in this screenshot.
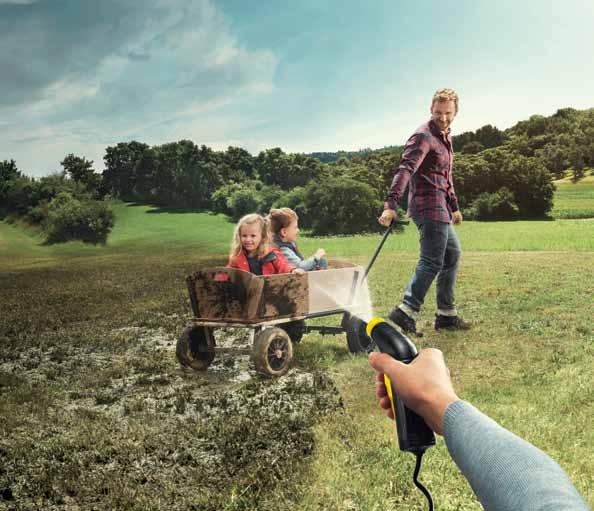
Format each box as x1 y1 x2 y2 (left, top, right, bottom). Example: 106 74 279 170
227 247 295 275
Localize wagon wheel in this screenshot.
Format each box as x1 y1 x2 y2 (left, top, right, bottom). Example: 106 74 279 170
176 326 216 371
342 312 372 354
251 328 293 377
279 319 306 344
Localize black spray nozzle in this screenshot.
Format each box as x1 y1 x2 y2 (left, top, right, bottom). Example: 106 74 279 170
365 318 418 362
365 317 436 454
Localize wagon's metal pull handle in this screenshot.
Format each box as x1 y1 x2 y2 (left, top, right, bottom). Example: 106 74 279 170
363 220 408 279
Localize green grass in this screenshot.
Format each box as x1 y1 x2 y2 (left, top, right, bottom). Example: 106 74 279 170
1 191 593 510
0 203 233 269
2 202 594 272
552 172 594 219
285 251 594 510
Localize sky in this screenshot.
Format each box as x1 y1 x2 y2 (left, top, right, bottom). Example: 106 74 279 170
2 0 593 177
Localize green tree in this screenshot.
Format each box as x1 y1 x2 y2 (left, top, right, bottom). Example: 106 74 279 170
61 154 101 196
102 141 149 200
474 124 506 149
505 155 554 216
133 147 158 202
222 146 255 182
461 141 484 154
537 144 567 178
0 159 20 182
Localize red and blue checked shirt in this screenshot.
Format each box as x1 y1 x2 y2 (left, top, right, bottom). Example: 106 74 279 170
384 120 459 223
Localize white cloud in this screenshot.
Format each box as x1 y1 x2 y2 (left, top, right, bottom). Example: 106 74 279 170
1 0 277 175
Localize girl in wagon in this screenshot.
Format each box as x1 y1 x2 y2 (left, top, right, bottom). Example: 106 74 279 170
227 213 305 275
269 208 328 271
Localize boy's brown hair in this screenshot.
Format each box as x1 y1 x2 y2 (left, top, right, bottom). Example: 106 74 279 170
268 208 298 236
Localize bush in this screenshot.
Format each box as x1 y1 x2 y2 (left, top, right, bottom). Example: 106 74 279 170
258 184 283 213
46 193 115 244
302 176 382 235
26 200 50 225
226 188 261 222
211 183 244 216
471 188 520 220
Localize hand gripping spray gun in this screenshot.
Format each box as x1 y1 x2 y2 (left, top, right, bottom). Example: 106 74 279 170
366 317 436 510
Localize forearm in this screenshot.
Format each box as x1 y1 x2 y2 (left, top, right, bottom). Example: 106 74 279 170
385 170 410 211
444 400 589 511
447 193 459 212
297 256 318 271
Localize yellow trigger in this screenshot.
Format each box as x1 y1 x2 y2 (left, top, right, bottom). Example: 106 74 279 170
384 374 396 418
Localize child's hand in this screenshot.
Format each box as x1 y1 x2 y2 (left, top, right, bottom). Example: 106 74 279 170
292 268 306 275
314 248 326 260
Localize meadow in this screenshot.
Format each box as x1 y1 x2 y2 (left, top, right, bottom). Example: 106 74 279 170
1 182 593 510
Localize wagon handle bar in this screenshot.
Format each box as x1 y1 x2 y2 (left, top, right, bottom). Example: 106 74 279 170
363 219 409 279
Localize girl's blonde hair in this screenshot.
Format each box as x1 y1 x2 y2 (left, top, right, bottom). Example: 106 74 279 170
268 207 298 236
229 213 270 259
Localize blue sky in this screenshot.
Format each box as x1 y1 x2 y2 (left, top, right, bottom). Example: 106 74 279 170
2 0 593 176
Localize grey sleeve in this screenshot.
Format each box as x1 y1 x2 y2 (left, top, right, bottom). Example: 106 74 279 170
278 246 317 271
443 400 590 511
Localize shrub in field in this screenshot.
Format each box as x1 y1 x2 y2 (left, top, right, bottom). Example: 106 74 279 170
25 200 50 225
471 187 520 220
46 192 115 244
225 187 261 222
272 185 309 223
213 180 284 221
303 176 382 235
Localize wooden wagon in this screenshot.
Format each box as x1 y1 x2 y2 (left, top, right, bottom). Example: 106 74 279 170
177 261 371 377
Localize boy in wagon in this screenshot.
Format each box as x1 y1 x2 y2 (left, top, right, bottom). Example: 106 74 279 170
269 208 328 271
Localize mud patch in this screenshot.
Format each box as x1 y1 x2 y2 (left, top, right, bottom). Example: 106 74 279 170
1 324 343 510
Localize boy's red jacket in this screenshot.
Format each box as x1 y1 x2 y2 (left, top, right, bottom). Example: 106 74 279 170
227 247 295 275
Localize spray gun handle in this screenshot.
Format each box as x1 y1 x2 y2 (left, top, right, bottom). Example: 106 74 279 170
367 319 436 453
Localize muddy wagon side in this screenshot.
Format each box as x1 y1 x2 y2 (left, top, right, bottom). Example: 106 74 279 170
177 263 371 376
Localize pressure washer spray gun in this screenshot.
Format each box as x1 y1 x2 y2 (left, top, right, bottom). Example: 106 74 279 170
365 317 436 510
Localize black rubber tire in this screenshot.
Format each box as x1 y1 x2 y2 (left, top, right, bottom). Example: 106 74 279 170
251 327 293 377
176 326 216 370
279 320 306 344
342 313 372 353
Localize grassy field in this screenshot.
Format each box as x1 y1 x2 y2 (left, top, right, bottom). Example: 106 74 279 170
551 172 594 219
1 196 593 510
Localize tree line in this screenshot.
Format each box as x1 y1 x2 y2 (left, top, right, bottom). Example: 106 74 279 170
1 107 593 243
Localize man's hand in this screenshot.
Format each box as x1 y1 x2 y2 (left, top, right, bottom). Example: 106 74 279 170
452 210 463 225
369 349 459 435
292 268 306 275
378 208 396 227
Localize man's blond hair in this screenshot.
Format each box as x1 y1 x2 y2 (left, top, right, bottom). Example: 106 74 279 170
432 88 459 113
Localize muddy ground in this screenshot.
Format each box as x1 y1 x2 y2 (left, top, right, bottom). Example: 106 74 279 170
0 320 343 510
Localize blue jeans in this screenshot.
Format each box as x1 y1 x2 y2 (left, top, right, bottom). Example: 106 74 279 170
402 217 461 313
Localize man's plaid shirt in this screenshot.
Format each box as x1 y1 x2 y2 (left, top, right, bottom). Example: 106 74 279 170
384 120 459 223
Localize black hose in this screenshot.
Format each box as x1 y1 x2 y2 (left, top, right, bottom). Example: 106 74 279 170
413 451 433 511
